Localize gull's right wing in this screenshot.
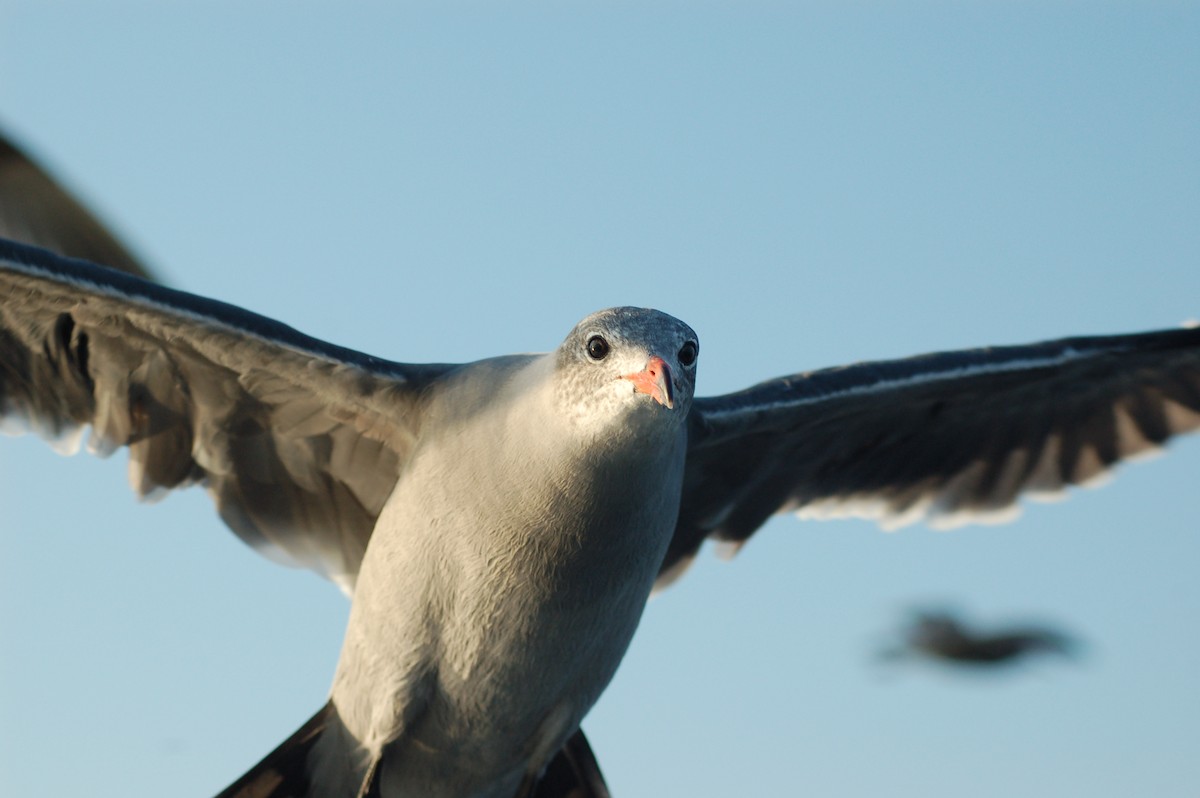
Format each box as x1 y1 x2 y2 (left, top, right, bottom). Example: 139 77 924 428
1 238 459 591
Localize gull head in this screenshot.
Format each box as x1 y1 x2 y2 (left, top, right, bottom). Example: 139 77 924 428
554 307 699 435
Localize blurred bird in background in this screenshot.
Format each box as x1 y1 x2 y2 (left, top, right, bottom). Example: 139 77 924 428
880 608 1081 669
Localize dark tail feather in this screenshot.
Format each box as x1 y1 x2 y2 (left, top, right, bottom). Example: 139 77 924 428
527 728 611 798
214 702 334 798
216 708 607 798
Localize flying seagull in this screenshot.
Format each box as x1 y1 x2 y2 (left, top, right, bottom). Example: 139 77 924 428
881 609 1080 667
2 141 1200 797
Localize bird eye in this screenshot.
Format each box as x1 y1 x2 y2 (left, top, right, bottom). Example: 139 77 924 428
678 340 698 366
586 335 610 361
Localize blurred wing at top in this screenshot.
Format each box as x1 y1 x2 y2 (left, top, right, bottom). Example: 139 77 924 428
0 132 153 279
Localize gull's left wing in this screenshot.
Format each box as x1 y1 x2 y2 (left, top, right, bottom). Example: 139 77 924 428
663 326 1200 583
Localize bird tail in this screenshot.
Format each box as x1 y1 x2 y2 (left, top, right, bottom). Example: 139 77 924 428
213 702 335 798
527 729 611 798
214 705 609 798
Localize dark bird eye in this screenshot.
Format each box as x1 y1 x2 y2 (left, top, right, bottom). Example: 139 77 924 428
586 335 610 361
678 340 698 366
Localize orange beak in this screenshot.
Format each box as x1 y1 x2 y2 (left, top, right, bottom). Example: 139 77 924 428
621 355 674 409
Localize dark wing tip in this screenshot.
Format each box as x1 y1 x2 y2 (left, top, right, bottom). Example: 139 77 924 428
0 131 154 279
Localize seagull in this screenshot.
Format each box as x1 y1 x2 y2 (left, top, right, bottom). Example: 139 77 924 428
2 135 1199 796
881 609 1080 667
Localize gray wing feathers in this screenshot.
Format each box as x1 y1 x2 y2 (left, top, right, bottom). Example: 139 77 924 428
666 327 1200 582
1 241 448 588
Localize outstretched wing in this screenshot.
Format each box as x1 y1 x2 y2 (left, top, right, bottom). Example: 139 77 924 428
0 134 153 278
1 238 458 591
663 326 1200 583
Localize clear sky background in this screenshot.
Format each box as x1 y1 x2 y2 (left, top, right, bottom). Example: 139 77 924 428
1 3 1198 797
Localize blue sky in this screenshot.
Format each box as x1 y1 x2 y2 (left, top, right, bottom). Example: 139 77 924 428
1 3 1198 796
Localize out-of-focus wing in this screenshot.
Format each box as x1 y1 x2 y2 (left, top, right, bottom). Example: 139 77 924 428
0 133 152 278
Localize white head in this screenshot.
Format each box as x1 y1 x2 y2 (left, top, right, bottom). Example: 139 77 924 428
554 307 699 439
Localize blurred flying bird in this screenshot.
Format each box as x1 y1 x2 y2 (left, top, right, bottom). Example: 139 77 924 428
881 609 1080 667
